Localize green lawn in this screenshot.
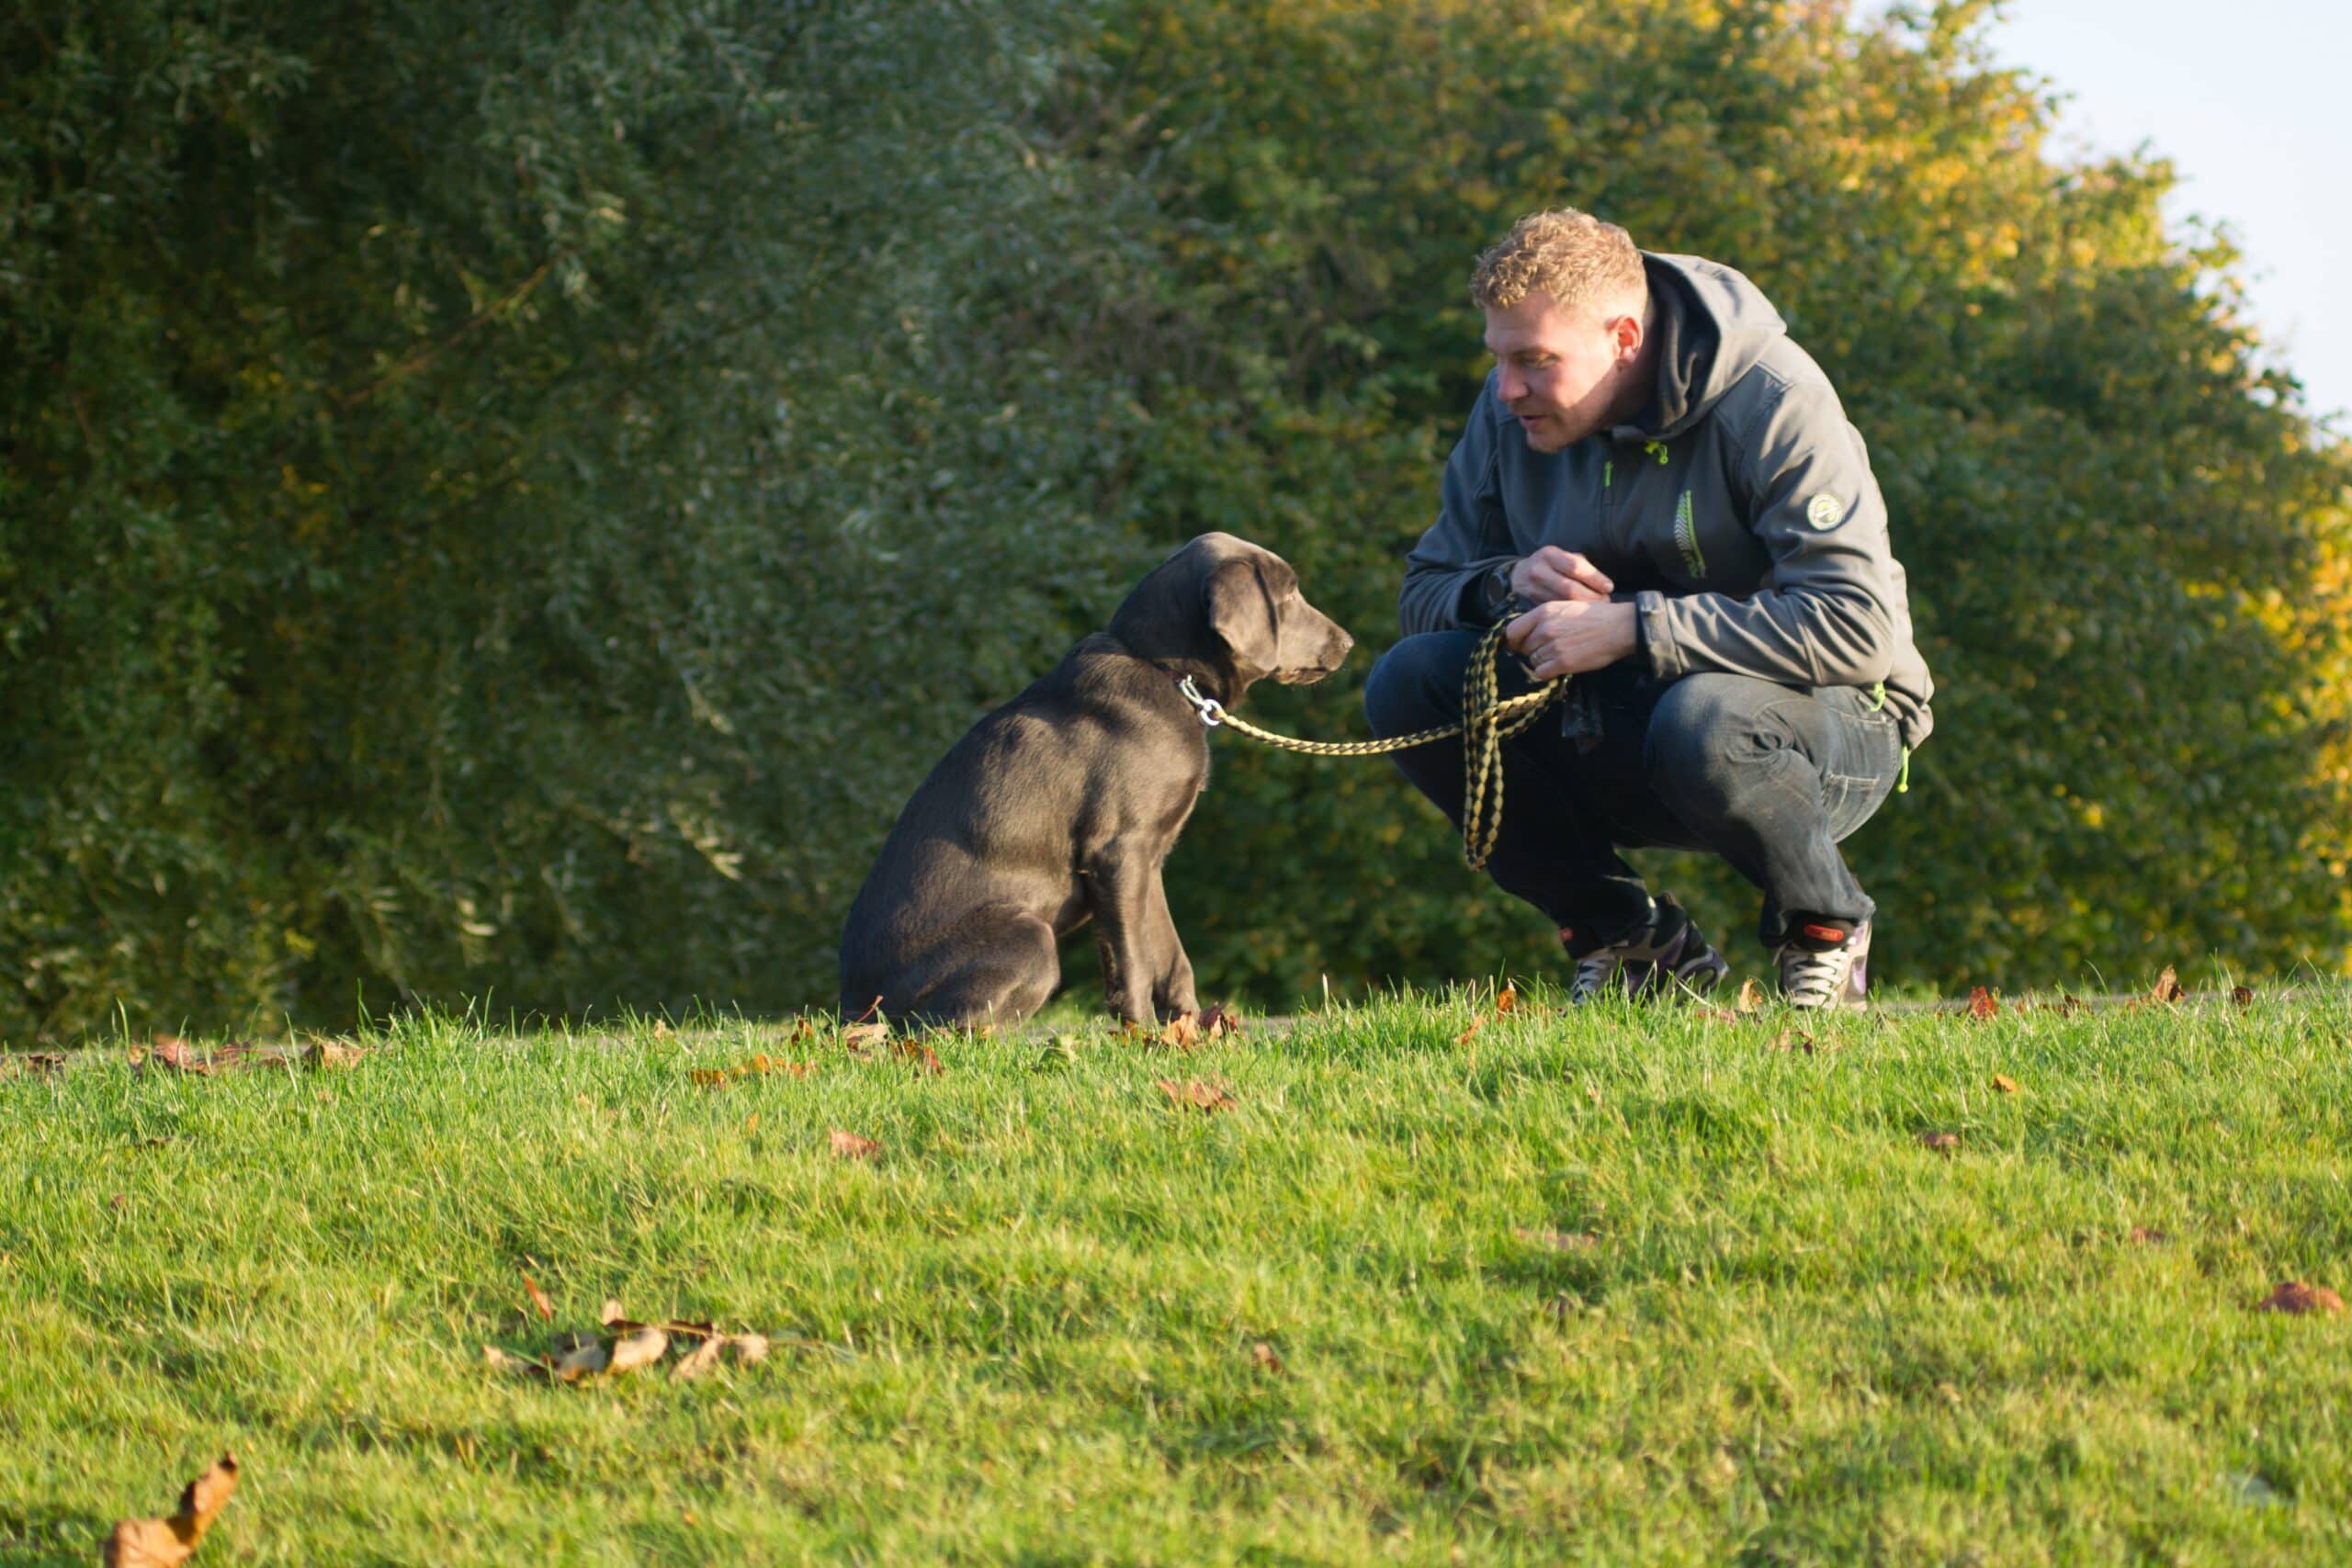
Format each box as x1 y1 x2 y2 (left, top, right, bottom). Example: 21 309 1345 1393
6 987 2351 1563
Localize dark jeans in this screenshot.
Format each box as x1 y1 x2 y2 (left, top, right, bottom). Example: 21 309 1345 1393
1362 632 1905 950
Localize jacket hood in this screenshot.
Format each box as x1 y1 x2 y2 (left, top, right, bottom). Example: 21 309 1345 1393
1612 253 1786 443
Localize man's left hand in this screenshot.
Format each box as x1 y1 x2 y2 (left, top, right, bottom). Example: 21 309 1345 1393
1505 600 1638 681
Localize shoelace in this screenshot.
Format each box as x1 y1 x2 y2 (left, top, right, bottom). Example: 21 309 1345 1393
1781 946 1851 1007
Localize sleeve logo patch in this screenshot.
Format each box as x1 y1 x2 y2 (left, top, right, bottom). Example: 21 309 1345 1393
1805 492 1845 531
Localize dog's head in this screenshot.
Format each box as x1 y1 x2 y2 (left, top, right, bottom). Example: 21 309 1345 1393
1112 532 1353 700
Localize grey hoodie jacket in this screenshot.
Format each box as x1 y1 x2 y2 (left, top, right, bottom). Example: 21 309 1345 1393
1401 253 1934 750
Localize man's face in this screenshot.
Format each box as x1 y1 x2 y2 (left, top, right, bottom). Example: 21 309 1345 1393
1484 291 1635 453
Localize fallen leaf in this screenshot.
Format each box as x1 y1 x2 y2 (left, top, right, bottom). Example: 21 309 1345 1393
1155 1078 1234 1112
1514 1227 1600 1251
482 1344 549 1380
687 1068 730 1088
1770 1029 1815 1054
148 1037 211 1077
1935 1381 1962 1407
2151 965 2187 1005
788 1018 817 1043
1965 987 1998 1021
553 1338 611 1382
607 1326 669 1374
1158 1012 1201 1049
522 1272 554 1322
1696 1008 1741 1023
671 1335 725 1382
16 1052 66 1078
842 1021 888 1054
727 1333 769 1365
2127 1226 2169 1246
830 1129 882 1160
599 1298 628 1327
1197 1003 1244 1038
1495 984 1519 1016
301 1040 364 1071
1734 977 1765 1014
1991 1074 2019 1094
2254 1280 2346 1315
892 1038 945 1074
111 1193 130 1213
1917 1131 1961 1152
2232 985 2255 1008
1250 1340 1284 1373
102 1453 239 1568
744 1112 760 1134
1454 1016 1487 1045
652 1020 673 1039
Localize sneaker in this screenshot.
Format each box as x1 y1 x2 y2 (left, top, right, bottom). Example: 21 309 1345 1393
1562 894 1731 1004
1775 918 1871 1010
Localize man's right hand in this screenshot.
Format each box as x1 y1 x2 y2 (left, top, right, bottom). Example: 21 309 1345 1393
1510 546 1614 604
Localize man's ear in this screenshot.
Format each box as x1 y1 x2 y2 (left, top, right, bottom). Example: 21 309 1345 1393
1205 558 1283 676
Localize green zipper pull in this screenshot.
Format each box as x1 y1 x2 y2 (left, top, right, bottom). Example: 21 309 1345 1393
1644 440 1668 466
1603 458 1613 488
1869 680 1888 712
1897 746 1910 794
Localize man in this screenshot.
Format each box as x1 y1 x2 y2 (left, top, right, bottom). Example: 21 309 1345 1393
1363 209 1932 1009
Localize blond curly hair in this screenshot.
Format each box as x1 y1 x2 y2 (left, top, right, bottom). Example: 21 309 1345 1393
1469 209 1648 315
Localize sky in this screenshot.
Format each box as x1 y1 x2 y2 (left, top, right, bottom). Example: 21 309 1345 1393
1976 0 2352 432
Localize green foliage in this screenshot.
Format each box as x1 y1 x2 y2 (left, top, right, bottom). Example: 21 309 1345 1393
3 0 2347 1037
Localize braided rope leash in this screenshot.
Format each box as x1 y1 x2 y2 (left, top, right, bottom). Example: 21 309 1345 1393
1177 620 1568 871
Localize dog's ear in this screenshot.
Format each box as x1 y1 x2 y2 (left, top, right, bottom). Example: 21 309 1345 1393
1205 557 1283 677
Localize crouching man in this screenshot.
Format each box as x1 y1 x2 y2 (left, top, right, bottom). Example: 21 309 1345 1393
1365 209 1933 1009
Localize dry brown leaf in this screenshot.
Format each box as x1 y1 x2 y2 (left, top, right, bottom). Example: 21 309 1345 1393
892 1038 945 1074
744 1112 760 1134
671 1334 726 1382
1155 1078 1234 1112
1917 1131 1961 1152
1495 984 1519 1016
1734 977 1766 1014
522 1272 555 1322
2151 965 2187 1005
102 1453 239 1568
146 1037 211 1077
1991 1074 2019 1095
2232 985 2256 1009
830 1129 883 1160
1697 1008 1741 1024
2254 1280 2346 1315
1770 1029 1815 1054
2056 994 2086 1016
788 1017 817 1044
1158 1012 1201 1049
1514 1227 1600 1252
2127 1226 2169 1246
607 1326 669 1374
1454 1015 1487 1045
727 1333 769 1365
842 1021 888 1054
1965 987 1998 1021
1250 1340 1284 1373
482 1344 550 1380
552 1339 611 1382
1197 1003 1244 1039
301 1040 365 1071
687 1068 730 1089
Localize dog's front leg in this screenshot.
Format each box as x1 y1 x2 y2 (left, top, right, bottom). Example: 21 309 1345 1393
1138 863 1197 1020
1087 841 1187 1025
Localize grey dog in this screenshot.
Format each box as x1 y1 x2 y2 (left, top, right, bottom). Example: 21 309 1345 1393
838 533 1352 1030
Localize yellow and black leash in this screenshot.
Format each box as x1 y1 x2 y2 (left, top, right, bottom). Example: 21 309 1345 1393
1177 620 1567 871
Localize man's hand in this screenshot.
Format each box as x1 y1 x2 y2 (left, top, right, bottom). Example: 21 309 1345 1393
1506 600 1638 680
1510 546 1613 604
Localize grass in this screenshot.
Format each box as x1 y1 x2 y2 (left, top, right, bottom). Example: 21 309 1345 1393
5 985 2352 1564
